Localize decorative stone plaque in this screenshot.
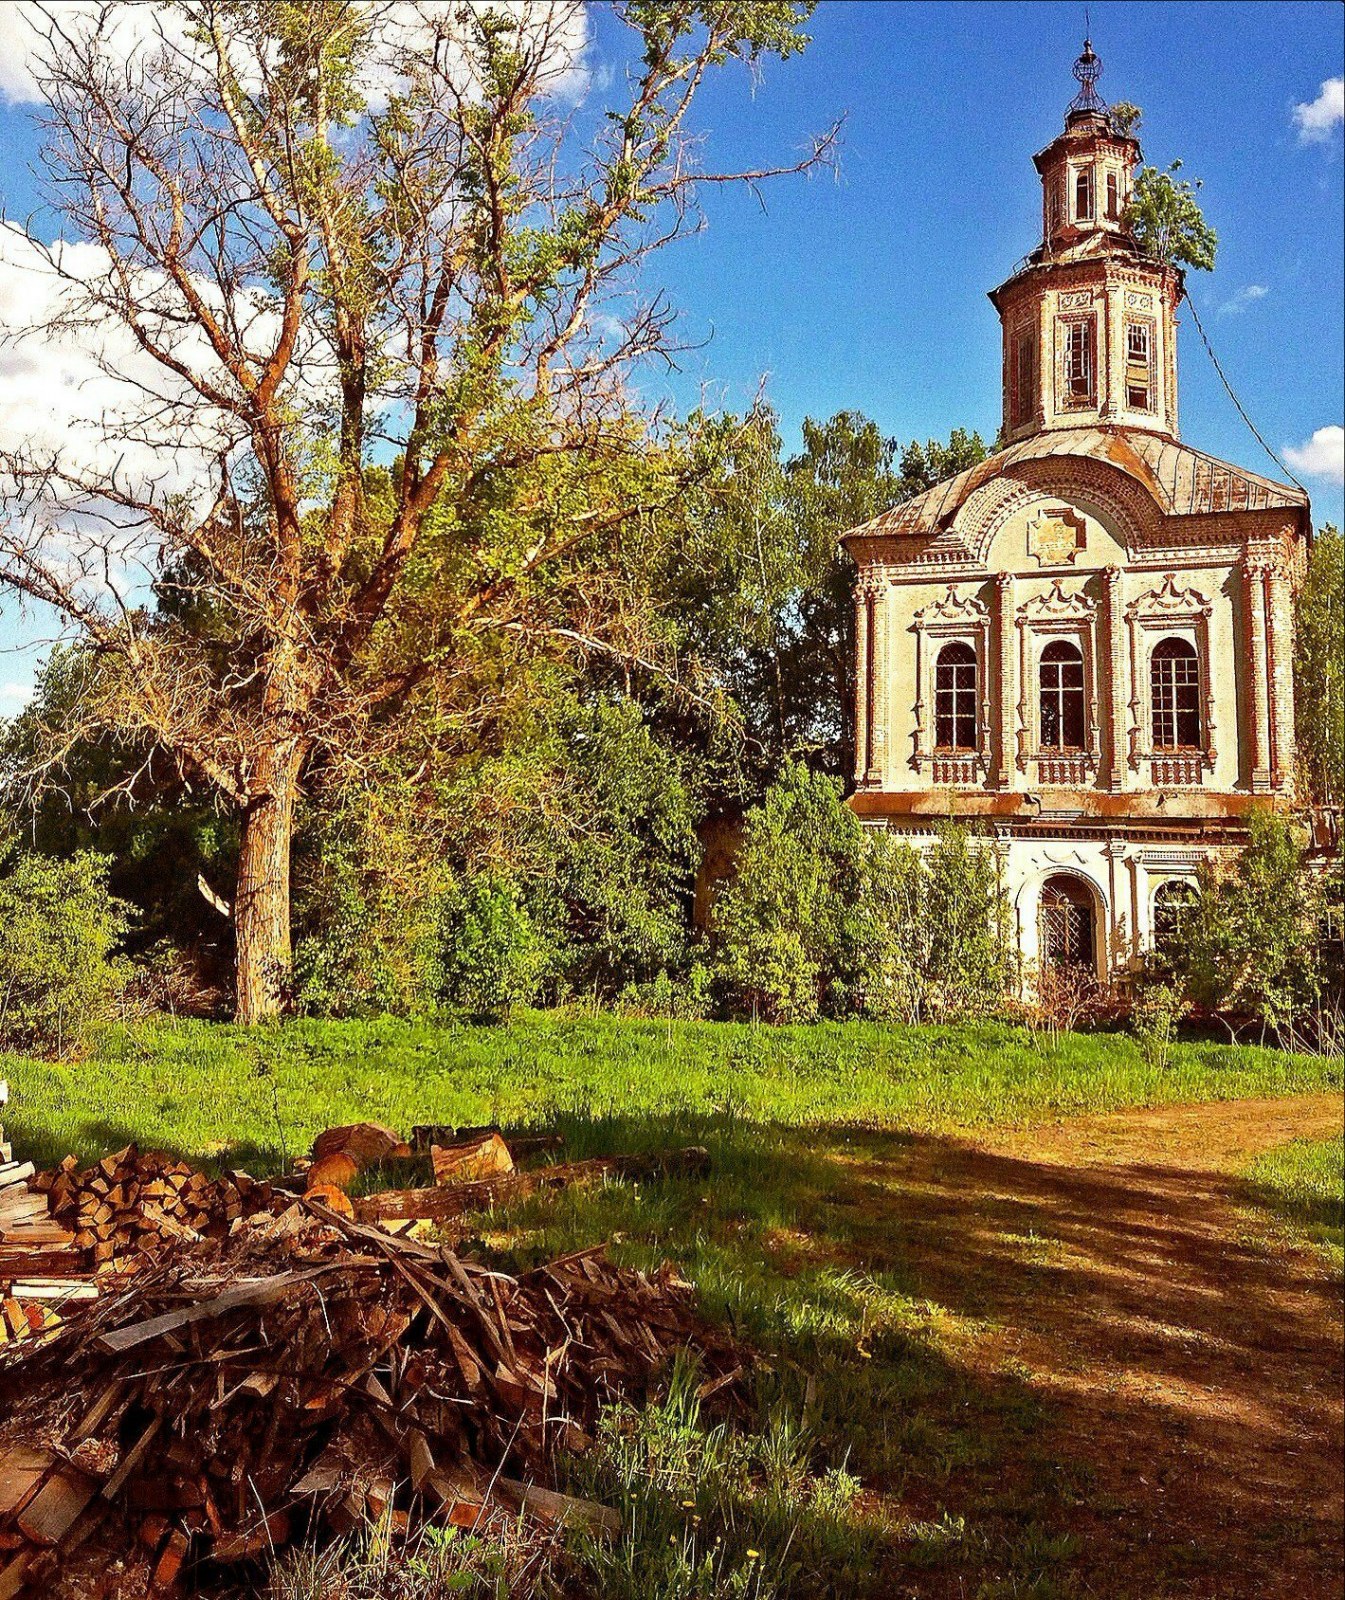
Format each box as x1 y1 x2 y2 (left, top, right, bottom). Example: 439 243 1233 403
1027 506 1087 566
1125 290 1153 309
1058 290 1092 309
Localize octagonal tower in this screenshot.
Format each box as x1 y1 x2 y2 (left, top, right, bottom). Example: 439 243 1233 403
990 41 1181 445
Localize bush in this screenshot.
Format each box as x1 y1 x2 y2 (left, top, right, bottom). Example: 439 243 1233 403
1173 810 1328 1041
0 852 130 1054
712 764 1013 1024
435 876 553 1021
710 761 864 1022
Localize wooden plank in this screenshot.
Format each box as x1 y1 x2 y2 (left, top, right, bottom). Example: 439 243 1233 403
17 1465 99 1547
0 1447 55 1518
96 1265 356 1354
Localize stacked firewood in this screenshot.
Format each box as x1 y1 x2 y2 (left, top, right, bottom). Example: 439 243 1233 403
33 1148 276 1268
0 1085 96 1346
0 1196 746 1599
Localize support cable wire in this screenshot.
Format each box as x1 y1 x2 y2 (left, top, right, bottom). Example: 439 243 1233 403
1183 292 1308 494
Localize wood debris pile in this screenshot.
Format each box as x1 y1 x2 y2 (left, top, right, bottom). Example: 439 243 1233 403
0 1123 742 1598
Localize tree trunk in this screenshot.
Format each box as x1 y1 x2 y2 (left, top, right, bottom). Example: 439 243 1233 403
234 747 302 1024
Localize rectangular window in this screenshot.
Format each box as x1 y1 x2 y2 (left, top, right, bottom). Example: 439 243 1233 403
1012 331 1037 425
1074 166 1094 222
1126 321 1152 411
1064 319 1094 404
1106 172 1120 221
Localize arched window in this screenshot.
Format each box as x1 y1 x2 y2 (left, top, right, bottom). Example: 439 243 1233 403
1152 879 1198 954
1150 637 1201 751
1040 875 1095 971
934 641 978 752
1106 171 1120 221
1039 640 1086 750
1075 166 1094 221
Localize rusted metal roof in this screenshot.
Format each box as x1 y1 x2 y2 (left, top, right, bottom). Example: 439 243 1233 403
841 427 1308 544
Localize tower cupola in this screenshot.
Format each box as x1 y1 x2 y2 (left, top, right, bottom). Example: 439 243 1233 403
989 41 1183 445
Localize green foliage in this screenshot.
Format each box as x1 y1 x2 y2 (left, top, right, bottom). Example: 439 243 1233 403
1172 810 1327 1035
711 766 1010 1025
895 427 989 498
710 761 864 1022
1129 977 1184 1071
1294 524 1344 807
1125 160 1218 271
1108 101 1143 138
293 790 454 1018
436 876 552 1021
853 827 1012 1024
0 852 130 1054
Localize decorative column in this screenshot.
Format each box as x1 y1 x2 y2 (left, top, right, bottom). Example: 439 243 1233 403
1102 566 1127 792
853 584 871 785
993 573 1015 788
1265 561 1294 792
1243 553 1273 793
866 576 889 786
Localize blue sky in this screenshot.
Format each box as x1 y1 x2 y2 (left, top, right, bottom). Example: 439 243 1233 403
0 0 1341 703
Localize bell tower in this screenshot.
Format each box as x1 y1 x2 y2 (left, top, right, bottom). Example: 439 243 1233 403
989 40 1182 444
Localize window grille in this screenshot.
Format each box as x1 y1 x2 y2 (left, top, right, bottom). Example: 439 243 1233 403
1064 320 1094 403
934 642 978 752
1150 637 1201 750
1039 640 1086 750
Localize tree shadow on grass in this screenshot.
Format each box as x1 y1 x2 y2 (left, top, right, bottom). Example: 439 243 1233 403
477 1110 1345 1600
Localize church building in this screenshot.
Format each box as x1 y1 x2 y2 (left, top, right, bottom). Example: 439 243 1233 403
839 41 1312 980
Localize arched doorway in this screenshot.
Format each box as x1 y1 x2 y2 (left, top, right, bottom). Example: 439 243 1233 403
1039 874 1096 973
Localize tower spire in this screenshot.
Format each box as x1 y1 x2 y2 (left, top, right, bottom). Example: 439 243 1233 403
1067 36 1106 116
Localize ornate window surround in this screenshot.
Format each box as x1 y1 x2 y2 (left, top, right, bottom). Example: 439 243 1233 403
1015 580 1100 778
909 585 991 779
1124 573 1216 776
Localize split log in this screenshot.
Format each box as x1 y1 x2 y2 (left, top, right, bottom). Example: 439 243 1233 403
358 1146 711 1224
430 1133 514 1186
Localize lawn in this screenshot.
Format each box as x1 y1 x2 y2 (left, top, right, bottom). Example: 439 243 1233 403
6 1014 1340 1599
2 1011 1337 1173
1241 1135 1345 1275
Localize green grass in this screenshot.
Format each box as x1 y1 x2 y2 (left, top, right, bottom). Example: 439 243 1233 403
1240 1136 1345 1275
5 1012 1337 1599
2 1010 1337 1173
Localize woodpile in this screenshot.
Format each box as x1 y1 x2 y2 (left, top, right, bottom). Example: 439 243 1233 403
33 1148 277 1270
0 1117 740 1597
0 1085 96 1347
0 1198 746 1598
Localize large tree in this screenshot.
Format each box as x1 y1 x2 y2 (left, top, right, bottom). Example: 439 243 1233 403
1294 523 1343 809
0 0 830 1020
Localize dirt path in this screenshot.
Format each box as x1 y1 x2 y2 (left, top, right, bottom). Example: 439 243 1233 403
879 1093 1344 1599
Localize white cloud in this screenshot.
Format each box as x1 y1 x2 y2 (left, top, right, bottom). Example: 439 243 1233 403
0 681 33 707
1283 425 1345 486
0 1 591 109
1216 283 1269 318
1293 77 1344 143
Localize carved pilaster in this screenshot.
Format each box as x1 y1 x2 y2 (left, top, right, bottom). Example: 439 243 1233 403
1243 553 1273 792
866 577 888 786
1102 566 1126 792
993 573 1015 788
1265 565 1294 792
853 584 871 785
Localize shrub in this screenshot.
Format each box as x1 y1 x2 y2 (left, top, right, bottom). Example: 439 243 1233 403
1173 810 1328 1041
1130 976 1184 1070
435 876 553 1021
0 852 130 1054
712 766 1013 1024
710 761 864 1022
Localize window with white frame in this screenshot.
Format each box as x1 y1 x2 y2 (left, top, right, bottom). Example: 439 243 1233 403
1150 637 1202 750
1074 166 1094 222
1063 319 1094 405
934 642 978 752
